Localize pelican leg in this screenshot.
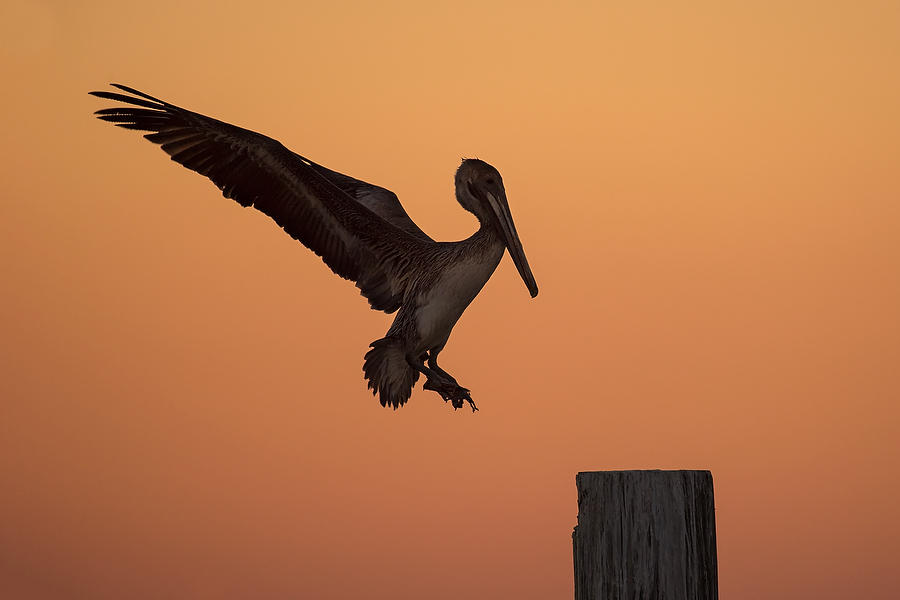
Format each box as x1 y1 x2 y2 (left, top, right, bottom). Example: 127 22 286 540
407 352 477 412
426 344 457 383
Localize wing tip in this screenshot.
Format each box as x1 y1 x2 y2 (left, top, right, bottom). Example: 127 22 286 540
89 83 171 109
88 83 130 98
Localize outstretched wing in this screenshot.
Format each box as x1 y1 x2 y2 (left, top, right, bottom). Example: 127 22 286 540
90 84 431 312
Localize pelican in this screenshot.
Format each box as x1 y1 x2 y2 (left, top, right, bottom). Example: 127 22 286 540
89 84 538 412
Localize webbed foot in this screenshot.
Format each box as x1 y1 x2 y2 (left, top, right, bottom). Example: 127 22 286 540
423 378 478 412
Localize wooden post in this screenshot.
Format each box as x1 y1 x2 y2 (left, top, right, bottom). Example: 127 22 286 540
572 470 718 600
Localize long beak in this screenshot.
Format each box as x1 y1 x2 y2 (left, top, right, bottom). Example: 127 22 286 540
486 191 539 297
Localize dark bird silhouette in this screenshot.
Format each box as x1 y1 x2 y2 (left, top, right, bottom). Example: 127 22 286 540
89 84 538 411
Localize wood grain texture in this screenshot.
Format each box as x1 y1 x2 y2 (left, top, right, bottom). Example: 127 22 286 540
573 470 718 600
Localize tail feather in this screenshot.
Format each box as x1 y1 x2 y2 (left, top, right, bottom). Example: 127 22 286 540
363 337 419 409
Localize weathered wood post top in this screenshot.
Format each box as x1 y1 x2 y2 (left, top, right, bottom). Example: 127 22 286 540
572 470 718 600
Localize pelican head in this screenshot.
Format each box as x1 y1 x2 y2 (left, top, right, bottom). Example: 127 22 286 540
455 158 538 298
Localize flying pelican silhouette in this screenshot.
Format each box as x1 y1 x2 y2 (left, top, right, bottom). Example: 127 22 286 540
89 84 538 412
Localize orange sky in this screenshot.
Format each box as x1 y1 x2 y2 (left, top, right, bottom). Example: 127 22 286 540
2 1 899 598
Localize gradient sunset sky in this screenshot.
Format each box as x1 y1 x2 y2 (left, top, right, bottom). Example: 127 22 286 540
2 1 899 598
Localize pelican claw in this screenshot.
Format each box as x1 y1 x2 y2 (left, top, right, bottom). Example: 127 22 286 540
423 379 477 413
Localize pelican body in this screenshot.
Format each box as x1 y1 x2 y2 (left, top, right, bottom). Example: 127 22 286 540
90 84 538 411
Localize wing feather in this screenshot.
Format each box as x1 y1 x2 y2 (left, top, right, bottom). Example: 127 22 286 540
304 161 434 242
